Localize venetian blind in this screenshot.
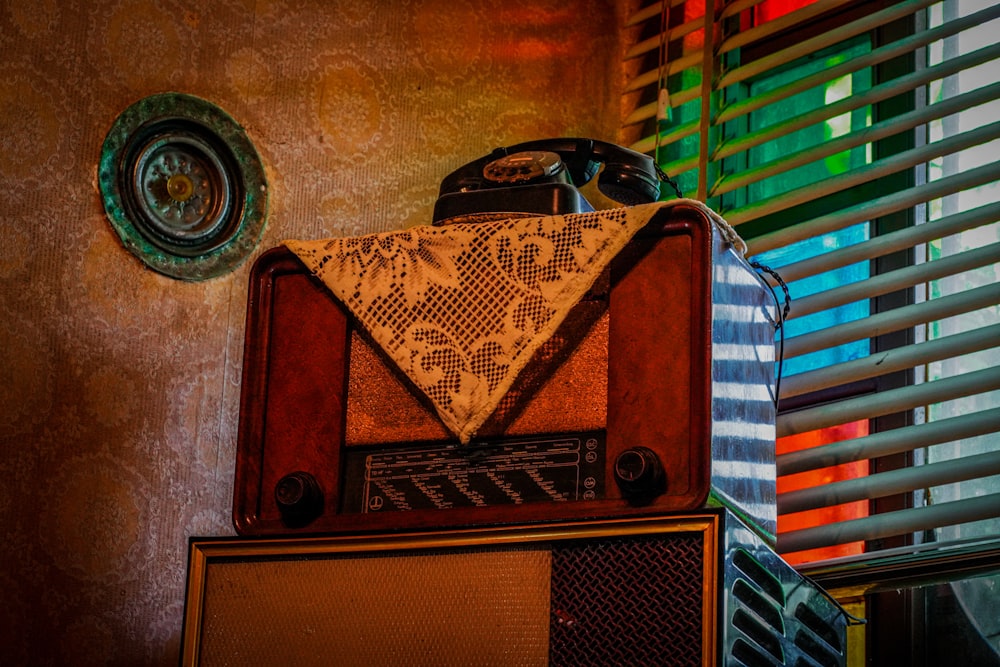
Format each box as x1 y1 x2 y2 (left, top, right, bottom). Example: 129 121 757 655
621 0 1000 570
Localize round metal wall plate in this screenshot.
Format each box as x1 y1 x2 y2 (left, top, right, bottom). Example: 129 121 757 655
99 93 268 280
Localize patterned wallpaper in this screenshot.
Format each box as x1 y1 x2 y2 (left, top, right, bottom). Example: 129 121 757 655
0 0 633 663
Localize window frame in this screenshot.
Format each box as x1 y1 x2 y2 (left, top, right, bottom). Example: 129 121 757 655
619 0 1000 585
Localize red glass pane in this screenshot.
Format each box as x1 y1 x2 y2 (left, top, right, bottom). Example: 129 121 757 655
682 0 705 50
777 421 869 565
756 0 816 23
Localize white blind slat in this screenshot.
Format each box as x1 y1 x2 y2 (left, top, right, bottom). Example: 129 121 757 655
713 41 1000 183
716 2 1000 126
629 119 702 158
716 82 1000 197
780 450 1000 515
718 0 865 59
783 282 1000 359
625 50 704 93
779 494 1000 554
719 0 935 84
776 366 1000 439
746 160 1000 253
626 16 707 61
770 201 1000 285
718 0 765 21
787 241 1000 320
720 120 1000 222
626 0 671 28
781 323 1000 399
624 84 703 127
778 407 1000 476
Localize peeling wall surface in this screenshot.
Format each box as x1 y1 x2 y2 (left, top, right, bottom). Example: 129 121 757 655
0 0 627 663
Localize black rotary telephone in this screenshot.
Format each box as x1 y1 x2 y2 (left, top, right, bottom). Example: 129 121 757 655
432 138 661 225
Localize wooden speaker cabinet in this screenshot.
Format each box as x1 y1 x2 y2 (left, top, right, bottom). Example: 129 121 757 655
181 510 846 666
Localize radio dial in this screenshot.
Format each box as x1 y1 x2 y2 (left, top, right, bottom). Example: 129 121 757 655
482 150 563 184
613 447 666 502
275 471 324 526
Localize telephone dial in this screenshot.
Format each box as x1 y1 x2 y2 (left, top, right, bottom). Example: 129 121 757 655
432 138 661 225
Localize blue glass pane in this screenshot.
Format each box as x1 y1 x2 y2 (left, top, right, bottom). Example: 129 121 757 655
754 223 870 376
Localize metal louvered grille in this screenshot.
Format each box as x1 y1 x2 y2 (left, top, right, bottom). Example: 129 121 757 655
549 534 705 666
727 547 847 667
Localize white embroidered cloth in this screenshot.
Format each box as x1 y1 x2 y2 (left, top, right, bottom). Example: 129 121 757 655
285 199 740 443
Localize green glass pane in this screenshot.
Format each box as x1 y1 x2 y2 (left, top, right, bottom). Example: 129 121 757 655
727 38 872 210
714 35 874 377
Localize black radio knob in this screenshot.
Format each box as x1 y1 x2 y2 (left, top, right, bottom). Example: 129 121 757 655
275 471 323 526
613 447 666 502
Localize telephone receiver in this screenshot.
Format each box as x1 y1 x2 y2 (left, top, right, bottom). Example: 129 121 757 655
432 138 660 225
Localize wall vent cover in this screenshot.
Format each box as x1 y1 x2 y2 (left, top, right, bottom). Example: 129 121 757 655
99 92 268 280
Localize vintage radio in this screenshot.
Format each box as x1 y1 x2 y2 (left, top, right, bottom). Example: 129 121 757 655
232 203 778 539
182 510 847 666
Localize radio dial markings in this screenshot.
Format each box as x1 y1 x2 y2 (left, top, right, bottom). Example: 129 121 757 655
343 432 605 513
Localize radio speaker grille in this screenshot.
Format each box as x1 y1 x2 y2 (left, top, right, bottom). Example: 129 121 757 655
196 547 553 666
549 534 704 666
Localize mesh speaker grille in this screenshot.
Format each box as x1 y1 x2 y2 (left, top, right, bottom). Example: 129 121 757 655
198 547 552 666
549 533 705 666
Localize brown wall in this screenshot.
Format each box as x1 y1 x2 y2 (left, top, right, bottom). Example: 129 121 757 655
0 0 631 663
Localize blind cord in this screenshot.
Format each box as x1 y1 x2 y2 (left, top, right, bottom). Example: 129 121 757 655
749 260 791 408
655 161 684 199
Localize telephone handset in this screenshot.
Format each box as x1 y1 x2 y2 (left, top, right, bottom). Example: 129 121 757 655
432 138 660 225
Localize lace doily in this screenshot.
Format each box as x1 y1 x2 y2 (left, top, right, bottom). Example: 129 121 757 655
285 199 740 443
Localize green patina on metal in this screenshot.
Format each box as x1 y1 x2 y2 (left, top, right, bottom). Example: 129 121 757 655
98 92 269 281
